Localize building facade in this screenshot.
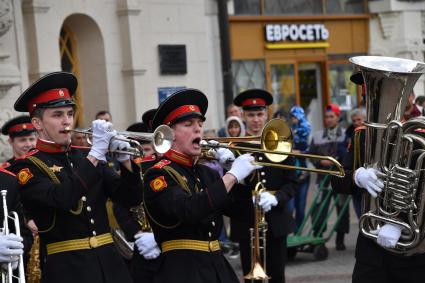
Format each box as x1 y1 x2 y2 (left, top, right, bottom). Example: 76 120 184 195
0 0 224 161
228 0 425 133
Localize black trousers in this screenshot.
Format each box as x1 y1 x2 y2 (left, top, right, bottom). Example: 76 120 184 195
353 260 425 283
239 235 286 283
130 252 161 283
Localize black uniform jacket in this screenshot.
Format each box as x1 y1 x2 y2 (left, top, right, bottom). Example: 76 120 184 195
143 149 249 283
331 127 425 267
231 147 298 241
9 140 142 283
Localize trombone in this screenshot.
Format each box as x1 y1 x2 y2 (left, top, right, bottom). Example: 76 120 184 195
202 118 345 177
1 190 25 283
65 124 174 156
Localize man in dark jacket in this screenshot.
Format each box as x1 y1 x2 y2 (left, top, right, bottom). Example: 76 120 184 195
231 89 297 283
10 72 142 283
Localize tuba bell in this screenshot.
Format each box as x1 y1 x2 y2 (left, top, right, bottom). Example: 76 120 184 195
350 56 425 255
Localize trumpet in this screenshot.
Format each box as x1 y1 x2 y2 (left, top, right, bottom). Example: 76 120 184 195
1 190 25 283
65 124 173 156
202 118 345 177
244 182 270 281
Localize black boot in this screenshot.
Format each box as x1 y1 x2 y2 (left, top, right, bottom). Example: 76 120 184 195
336 232 346 251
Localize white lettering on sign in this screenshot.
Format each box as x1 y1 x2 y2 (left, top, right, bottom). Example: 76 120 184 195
265 24 329 42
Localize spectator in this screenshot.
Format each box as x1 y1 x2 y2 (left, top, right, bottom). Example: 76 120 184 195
287 106 311 231
95 110 112 122
225 116 245 137
403 92 421 121
217 104 242 137
414 95 425 116
309 103 349 250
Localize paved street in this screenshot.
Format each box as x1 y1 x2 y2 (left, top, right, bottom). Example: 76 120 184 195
227 222 358 283
226 174 359 283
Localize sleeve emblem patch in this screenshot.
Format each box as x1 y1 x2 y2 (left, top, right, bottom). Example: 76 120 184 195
150 176 167 192
17 168 33 185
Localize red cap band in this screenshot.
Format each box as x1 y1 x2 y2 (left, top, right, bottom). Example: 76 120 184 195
241 98 266 107
326 104 341 116
27 88 71 113
8 123 34 134
164 105 201 125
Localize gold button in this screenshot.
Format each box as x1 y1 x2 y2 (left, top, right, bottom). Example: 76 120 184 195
92 231 97 236
82 196 87 202
262 179 266 183
87 206 91 212
90 219 94 224
208 232 212 237
211 221 215 227
261 172 265 176
89 237 98 248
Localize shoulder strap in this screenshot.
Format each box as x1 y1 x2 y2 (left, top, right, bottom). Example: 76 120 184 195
27 156 60 185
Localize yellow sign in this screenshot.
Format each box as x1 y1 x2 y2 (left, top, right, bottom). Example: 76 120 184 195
265 42 330 50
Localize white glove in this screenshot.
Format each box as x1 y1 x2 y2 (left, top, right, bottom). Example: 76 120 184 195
206 140 235 166
227 154 263 183
0 234 23 264
258 192 278 212
142 246 161 260
354 167 384 198
134 232 160 260
88 119 116 162
110 136 131 162
377 223 402 248
1 259 18 271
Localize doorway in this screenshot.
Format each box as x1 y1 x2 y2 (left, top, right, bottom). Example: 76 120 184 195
268 60 324 135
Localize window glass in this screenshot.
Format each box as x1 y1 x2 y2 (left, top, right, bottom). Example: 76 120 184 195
326 0 366 14
264 0 322 15
270 64 296 117
232 0 261 15
232 60 266 95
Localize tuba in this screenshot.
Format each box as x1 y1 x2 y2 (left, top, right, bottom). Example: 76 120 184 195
350 56 425 255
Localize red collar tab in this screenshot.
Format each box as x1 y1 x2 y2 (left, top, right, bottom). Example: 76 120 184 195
0 168 15 177
164 105 201 125
36 139 69 153
27 88 71 113
165 149 193 167
142 155 156 162
8 123 34 134
241 98 266 107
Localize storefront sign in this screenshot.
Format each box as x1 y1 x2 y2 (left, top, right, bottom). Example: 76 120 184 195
264 24 330 49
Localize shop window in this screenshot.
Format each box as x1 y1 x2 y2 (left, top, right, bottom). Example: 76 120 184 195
59 25 83 127
326 0 366 14
232 60 266 95
270 64 297 117
328 63 358 126
229 0 367 15
232 0 261 15
264 0 322 15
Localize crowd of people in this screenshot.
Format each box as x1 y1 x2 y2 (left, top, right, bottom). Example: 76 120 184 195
0 69 424 283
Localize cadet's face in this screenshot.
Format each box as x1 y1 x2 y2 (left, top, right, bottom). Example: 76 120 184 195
171 117 204 157
71 132 90 147
33 106 74 146
9 134 37 158
243 109 267 136
141 143 155 157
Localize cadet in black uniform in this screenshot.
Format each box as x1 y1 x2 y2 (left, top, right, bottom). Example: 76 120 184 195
0 168 25 269
1 115 37 168
331 71 425 283
231 89 297 283
9 72 142 283
113 121 162 283
143 88 261 283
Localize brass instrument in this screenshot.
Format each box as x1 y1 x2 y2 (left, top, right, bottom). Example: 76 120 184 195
202 118 345 177
1 190 26 283
244 182 270 281
66 124 173 156
350 55 425 255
